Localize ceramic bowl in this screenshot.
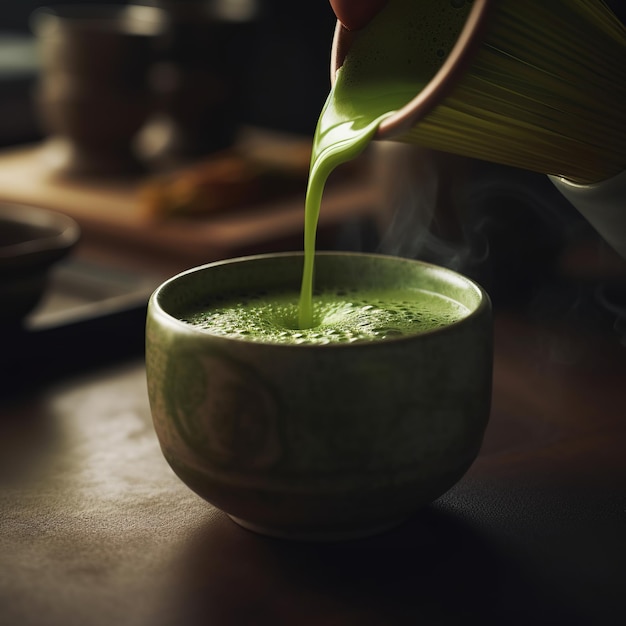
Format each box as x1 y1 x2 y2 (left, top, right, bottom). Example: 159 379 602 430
146 252 493 541
0 202 80 327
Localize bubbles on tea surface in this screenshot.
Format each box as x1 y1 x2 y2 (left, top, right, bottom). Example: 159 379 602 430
183 288 469 345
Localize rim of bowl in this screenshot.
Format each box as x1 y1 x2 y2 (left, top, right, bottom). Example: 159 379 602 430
0 203 81 263
149 251 492 348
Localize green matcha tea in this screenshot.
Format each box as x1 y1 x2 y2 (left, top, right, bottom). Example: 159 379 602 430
297 7 428 328
184 1 473 340
183 287 469 345
298 72 411 328
298 0 471 327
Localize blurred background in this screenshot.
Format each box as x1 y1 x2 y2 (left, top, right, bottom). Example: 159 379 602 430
0 0 338 146
0 0 372 381
1 0 626 381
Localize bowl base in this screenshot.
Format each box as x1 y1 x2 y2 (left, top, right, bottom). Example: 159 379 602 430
227 514 409 542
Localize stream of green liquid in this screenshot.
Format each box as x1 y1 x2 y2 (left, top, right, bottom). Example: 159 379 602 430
298 71 416 328
297 0 473 328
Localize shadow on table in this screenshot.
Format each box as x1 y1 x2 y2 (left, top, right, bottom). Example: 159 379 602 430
0 304 147 397
165 505 583 626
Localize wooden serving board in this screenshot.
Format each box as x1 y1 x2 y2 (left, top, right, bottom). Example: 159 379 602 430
0 143 379 268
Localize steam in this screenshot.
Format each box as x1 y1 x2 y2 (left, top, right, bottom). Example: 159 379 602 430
369 142 626 351
374 142 487 272
595 284 626 347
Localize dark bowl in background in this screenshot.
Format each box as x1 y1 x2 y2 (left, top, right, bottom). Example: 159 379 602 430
0 202 80 327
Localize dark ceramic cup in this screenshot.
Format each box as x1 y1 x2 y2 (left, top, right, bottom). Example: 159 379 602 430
31 3 167 176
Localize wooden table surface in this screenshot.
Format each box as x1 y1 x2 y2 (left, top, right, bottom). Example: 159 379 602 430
1 303 625 626
0 142 379 275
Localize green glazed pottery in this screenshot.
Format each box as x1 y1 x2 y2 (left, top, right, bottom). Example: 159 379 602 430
145 252 493 541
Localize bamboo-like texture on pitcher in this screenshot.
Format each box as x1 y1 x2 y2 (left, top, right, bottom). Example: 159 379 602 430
398 0 626 184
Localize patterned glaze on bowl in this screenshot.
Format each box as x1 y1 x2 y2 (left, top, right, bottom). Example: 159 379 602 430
146 252 493 541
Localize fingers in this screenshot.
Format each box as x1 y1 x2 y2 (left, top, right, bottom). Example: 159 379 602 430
329 0 388 31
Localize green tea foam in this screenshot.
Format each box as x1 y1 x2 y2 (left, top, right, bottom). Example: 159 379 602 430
183 287 469 345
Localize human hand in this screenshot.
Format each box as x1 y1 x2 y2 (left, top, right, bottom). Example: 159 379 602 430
329 0 388 30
